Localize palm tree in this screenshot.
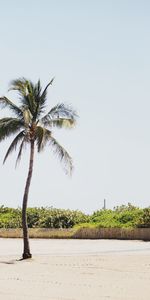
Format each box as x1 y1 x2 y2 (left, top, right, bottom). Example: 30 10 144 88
0 78 77 259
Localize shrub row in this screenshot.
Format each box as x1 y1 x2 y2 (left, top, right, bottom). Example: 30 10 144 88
0 203 150 229
0 206 89 228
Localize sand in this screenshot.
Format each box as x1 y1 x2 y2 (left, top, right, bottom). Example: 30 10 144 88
0 238 150 300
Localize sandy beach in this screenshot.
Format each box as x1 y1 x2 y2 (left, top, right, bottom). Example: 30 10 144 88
0 238 150 300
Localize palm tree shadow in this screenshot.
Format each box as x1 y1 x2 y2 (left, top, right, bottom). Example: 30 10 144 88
0 257 23 264
0 257 34 264
0 260 16 264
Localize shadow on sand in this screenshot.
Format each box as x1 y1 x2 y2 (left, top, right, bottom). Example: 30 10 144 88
0 259 16 264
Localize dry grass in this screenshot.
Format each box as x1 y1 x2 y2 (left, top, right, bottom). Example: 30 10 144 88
0 228 75 239
29 228 75 239
0 227 150 240
73 227 150 240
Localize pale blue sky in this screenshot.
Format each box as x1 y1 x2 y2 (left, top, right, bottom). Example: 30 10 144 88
0 0 150 212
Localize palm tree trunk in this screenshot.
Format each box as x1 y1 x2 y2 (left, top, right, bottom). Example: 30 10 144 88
22 140 34 259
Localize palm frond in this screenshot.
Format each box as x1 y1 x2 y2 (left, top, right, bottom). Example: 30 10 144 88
9 78 37 118
26 81 37 116
41 118 76 129
49 136 73 175
34 79 42 100
0 118 24 142
15 136 27 166
9 78 28 96
35 127 73 174
41 103 77 128
32 79 43 120
40 77 54 106
35 126 48 152
0 96 22 117
23 108 33 126
3 130 25 163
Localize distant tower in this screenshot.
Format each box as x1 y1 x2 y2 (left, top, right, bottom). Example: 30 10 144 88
103 199 106 210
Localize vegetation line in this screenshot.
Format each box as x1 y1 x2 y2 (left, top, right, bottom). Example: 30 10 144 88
0 203 150 230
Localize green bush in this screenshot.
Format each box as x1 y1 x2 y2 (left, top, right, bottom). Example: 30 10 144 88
0 206 22 228
88 203 143 229
0 206 88 229
137 208 150 228
0 203 150 229
38 208 89 228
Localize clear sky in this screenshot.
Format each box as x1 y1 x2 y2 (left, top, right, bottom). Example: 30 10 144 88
0 0 150 213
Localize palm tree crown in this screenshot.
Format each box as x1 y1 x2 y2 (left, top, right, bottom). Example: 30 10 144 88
0 78 77 174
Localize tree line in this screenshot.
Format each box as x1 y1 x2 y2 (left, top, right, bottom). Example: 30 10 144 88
0 203 150 229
